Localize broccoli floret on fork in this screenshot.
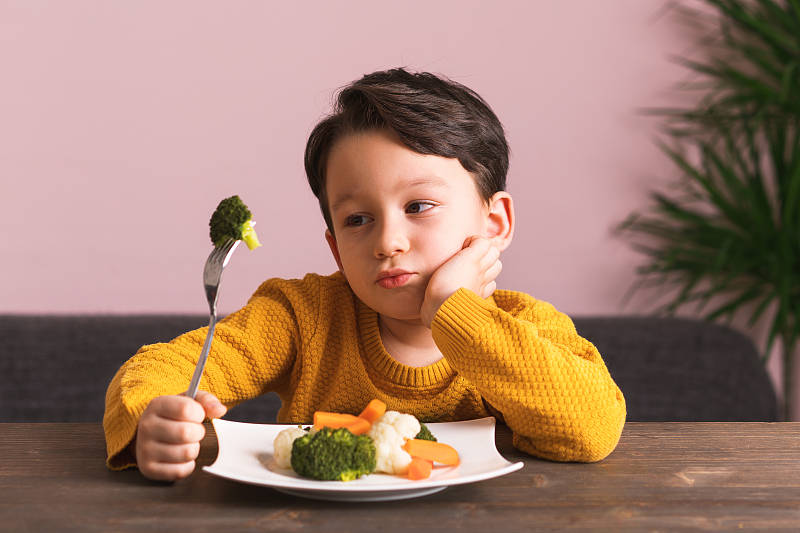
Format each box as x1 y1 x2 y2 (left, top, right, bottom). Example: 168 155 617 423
209 195 262 250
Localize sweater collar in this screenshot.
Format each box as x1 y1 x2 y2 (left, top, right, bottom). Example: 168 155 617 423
356 298 455 387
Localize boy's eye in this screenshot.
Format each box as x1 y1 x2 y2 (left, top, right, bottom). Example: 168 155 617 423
406 201 436 214
344 214 370 227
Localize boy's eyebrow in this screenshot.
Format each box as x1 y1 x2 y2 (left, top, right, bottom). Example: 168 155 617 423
330 193 356 214
329 175 448 213
405 175 449 189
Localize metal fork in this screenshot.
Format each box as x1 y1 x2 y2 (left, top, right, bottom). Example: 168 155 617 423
185 237 240 399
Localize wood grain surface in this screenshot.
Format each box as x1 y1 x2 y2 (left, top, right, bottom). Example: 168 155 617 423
1 422 800 532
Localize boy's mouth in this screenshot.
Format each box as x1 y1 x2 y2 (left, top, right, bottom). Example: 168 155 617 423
376 269 414 289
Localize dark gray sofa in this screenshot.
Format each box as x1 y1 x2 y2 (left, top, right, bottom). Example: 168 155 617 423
0 314 779 423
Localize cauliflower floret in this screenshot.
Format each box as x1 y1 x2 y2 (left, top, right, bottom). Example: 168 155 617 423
379 411 422 440
273 426 308 469
367 411 421 475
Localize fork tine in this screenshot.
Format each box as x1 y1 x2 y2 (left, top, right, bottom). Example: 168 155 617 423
213 239 233 261
213 242 227 261
204 244 224 277
204 239 238 278
221 239 240 268
207 246 221 267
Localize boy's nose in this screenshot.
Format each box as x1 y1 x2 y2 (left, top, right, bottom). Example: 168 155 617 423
373 220 410 258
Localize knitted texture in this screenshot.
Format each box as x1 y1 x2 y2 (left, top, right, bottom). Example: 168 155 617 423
103 272 626 469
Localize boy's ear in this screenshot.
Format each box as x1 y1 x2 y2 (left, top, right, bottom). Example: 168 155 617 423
484 191 515 252
325 229 345 272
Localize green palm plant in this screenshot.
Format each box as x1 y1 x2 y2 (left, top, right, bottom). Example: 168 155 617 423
617 0 800 420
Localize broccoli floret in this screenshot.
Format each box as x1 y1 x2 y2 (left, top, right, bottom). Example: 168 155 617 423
415 423 437 442
291 427 376 481
209 195 262 250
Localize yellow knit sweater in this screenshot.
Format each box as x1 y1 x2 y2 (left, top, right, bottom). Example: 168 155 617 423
104 272 626 469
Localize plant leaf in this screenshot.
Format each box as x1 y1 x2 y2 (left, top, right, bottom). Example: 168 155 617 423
620 0 800 389
705 284 765 322
748 288 777 327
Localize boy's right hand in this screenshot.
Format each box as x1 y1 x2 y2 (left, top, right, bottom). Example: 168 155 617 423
134 391 227 481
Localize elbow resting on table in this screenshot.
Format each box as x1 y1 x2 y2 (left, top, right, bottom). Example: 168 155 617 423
516 401 627 463
566 403 627 462
569 383 628 462
574 425 624 462
572 393 627 462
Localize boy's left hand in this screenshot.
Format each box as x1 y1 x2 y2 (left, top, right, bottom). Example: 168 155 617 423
420 236 502 328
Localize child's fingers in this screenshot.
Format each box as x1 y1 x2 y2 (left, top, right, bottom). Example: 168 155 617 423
480 254 501 298
459 236 496 266
468 238 498 263
481 281 497 299
150 395 206 423
462 235 490 252
479 245 500 268
140 460 196 482
136 395 208 481
143 441 201 464
461 235 479 249
142 418 206 444
485 258 503 281
195 390 227 419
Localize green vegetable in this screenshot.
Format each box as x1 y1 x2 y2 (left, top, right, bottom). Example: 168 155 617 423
415 423 437 442
291 427 376 481
209 195 262 250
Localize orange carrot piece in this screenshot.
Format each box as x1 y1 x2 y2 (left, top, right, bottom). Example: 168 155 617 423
402 439 460 466
407 457 433 480
343 417 371 435
358 399 387 424
313 411 360 430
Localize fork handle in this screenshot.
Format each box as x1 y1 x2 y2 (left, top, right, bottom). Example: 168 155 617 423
185 314 217 399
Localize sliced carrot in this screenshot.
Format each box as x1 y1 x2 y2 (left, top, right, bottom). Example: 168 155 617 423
358 399 387 424
313 411 360 430
402 438 460 466
343 417 371 435
407 457 433 480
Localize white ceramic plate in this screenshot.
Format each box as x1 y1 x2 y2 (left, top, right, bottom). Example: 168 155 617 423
203 416 524 502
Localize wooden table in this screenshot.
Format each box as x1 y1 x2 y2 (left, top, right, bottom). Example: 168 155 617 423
2 422 800 532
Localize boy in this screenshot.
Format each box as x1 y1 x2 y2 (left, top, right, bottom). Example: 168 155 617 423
104 67 626 481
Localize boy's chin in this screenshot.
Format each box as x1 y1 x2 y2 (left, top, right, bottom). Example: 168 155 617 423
380 313 425 325
372 303 425 324
352 286 426 323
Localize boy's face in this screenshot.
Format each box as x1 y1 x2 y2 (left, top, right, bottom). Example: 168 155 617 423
324 129 492 323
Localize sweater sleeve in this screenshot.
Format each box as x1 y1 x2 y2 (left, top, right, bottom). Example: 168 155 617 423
102 278 311 470
431 288 626 462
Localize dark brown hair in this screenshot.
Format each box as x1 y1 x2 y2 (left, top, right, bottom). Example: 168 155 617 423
304 67 509 234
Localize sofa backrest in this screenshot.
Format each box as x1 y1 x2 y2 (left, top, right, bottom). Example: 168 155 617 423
0 314 778 422
0 314 280 423
573 316 778 421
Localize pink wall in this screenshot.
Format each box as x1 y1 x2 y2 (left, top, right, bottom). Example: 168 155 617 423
2 2 789 402
2 0 682 314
